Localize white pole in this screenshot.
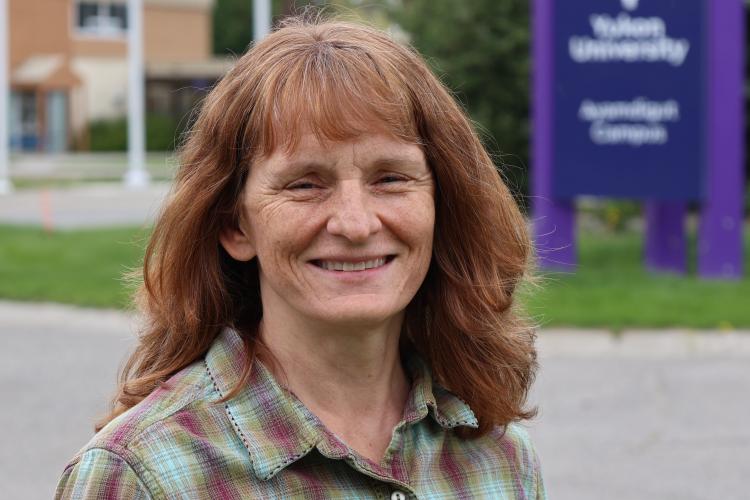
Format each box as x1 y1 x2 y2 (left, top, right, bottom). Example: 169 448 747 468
253 0 272 41
0 0 13 194
125 0 149 188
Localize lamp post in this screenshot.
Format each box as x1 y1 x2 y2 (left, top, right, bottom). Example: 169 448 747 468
124 0 149 188
0 0 13 194
254 0 272 41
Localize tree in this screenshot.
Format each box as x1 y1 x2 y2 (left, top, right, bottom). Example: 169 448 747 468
213 0 255 56
391 0 531 202
212 0 307 56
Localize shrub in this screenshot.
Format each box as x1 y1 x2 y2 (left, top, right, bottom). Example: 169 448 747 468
89 114 181 151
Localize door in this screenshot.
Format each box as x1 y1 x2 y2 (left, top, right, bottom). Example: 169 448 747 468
46 91 68 152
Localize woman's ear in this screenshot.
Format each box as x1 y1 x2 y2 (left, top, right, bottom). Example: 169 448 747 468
219 225 256 262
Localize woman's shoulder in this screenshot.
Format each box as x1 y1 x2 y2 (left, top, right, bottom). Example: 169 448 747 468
485 422 546 498
491 422 541 462
92 360 219 451
56 359 236 499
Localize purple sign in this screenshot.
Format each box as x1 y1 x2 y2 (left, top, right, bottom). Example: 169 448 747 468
553 0 706 201
532 0 744 278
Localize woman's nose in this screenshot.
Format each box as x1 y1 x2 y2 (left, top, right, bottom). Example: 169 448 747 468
326 181 382 242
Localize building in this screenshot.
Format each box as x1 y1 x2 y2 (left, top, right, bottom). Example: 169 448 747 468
7 0 231 152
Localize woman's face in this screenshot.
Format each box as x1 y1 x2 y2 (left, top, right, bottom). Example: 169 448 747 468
221 131 435 329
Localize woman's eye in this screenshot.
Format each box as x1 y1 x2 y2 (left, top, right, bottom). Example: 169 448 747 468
378 175 406 184
288 181 319 190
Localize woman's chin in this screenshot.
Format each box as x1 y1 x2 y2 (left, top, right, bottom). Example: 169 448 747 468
307 300 405 329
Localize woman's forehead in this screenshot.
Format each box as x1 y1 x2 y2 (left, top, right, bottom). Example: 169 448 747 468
258 69 420 157
264 115 422 157
261 130 426 172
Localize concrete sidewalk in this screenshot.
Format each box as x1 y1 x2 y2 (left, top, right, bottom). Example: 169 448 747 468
530 329 750 500
1 301 749 499
9 152 174 181
1 152 174 228
0 182 170 228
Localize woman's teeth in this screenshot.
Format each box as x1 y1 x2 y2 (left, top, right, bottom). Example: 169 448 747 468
318 257 387 271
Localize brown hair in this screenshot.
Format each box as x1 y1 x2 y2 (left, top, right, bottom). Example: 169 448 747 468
99 16 537 436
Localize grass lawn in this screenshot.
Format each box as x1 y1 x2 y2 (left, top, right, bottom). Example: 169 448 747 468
0 224 149 309
523 229 750 330
1 223 748 328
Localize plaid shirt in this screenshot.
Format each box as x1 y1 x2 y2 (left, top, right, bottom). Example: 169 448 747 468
57 328 546 499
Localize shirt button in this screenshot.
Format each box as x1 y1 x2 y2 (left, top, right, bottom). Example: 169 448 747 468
391 491 407 500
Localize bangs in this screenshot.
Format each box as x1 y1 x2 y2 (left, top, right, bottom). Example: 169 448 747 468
253 41 422 156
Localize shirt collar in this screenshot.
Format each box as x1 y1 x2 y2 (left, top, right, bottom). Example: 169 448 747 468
205 328 478 481
403 354 480 430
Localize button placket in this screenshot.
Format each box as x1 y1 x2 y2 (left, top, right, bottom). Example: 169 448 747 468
370 480 390 500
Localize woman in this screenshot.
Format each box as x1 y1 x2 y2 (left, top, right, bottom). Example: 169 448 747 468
57 17 545 499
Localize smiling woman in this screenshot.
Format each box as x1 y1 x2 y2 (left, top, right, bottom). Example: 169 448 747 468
220 133 435 331
56 15 545 500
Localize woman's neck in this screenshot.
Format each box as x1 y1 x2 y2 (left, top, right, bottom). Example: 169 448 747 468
257 313 410 462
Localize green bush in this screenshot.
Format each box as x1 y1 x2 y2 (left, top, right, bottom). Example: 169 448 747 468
89 118 127 151
603 201 641 232
146 114 181 151
89 114 181 151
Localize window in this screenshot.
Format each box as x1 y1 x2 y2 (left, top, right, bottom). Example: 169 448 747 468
9 91 39 151
75 2 128 36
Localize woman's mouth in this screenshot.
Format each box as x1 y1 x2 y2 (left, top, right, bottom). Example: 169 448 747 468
311 255 395 272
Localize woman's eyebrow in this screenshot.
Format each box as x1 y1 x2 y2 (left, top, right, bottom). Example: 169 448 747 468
274 154 425 175
370 156 426 170
274 159 330 176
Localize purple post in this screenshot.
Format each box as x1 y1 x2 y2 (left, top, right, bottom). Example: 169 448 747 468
644 201 687 274
698 0 745 279
531 0 576 270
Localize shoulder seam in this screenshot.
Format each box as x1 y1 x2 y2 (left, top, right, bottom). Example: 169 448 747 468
132 380 213 437
103 366 216 451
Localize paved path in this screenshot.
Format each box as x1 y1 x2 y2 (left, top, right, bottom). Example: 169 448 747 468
1 153 175 228
9 152 174 180
1 301 749 499
0 302 136 499
530 330 750 500
0 182 170 228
